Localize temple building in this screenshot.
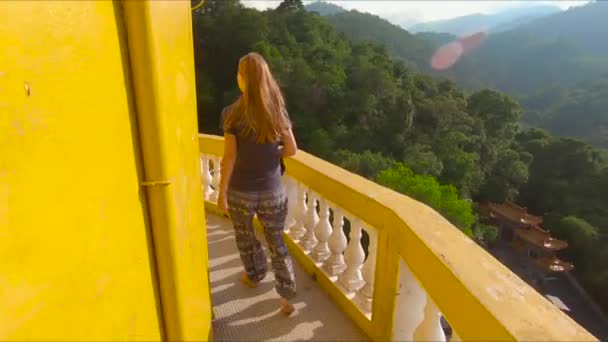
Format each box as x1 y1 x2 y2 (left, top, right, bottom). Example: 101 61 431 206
480 202 574 274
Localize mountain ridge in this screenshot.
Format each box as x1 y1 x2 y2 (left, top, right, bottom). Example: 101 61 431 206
305 1 345 16
409 5 562 36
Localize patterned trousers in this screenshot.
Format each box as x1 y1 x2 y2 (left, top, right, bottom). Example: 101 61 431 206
227 188 297 299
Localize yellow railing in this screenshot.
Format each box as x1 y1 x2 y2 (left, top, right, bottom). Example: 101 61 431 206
199 134 596 342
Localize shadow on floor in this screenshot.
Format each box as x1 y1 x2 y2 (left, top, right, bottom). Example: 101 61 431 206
205 214 368 342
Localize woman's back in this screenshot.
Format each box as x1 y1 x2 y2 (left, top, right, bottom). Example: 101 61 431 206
224 115 282 193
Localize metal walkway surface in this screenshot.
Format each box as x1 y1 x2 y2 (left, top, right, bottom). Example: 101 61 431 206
206 214 369 342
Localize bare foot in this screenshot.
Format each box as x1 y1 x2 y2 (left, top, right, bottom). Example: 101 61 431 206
240 272 257 288
280 298 295 316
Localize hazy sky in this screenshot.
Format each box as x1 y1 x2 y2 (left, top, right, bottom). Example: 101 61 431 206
241 0 590 27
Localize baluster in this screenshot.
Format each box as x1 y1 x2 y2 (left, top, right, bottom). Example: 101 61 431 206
414 297 447 342
210 156 221 202
338 218 365 292
284 176 298 232
355 227 377 312
392 259 426 342
300 191 319 251
200 154 213 200
311 198 332 262
289 183 307 240
323 207 347 276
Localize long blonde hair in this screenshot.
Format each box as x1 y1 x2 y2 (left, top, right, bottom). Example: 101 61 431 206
223 53 291 144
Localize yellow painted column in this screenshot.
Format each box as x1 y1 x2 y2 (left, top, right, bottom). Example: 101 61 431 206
0 1 163 340
121 1 213 341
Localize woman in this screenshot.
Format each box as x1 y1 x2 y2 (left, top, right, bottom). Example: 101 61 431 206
217 52 298 315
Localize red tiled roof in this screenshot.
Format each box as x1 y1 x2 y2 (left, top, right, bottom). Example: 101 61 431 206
515 226 569 251
484 201 543 226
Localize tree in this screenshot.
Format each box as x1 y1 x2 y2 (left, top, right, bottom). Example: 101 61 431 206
332 150 395 179
402 144 443 177
551 216 600 255
307 128 334 159
192 0 240 16
376 163 475 231
192 1 269 133
474 223 499 244
277 0 305 11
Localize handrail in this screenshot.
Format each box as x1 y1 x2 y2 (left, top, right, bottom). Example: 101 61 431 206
199 134 596 341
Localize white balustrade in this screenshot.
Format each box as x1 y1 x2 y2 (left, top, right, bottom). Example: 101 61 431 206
338 218 366 292
289 182 307 240
415 297 447 342
284 176 298 232
199 153 447 341
200 154 213 200
323 207 348 276
210 156 221 202
300 190 319 251
393 259 427 341
311 198 332 262
196 137 475 342
355 227 377 313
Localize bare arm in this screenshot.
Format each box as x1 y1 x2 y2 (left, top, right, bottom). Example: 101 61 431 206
219 133 237 195
280 128 298 158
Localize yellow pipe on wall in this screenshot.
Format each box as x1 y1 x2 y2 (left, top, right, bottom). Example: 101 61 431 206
122 1 212 341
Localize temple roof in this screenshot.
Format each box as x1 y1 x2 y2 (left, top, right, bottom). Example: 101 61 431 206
483 201 544 226
535 256 574 272
515 226 569 251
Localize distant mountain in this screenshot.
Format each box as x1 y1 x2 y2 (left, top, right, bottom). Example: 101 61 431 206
410 13 486 36
409 5 561 36
305 1 345 16
510 0 608 54
380 15 420 31
490 12 555 33
414 32 455 46
447 1 608 94
322 10 435 71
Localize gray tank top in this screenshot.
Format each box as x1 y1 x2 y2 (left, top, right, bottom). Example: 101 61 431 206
221 107 283 193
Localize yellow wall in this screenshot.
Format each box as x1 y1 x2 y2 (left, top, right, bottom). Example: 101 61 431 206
0 1 162 339
0 1 211 340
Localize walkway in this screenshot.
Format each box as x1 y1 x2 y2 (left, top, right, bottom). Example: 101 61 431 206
206 214 368 341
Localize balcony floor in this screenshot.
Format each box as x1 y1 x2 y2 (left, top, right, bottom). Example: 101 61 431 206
206 214 368 341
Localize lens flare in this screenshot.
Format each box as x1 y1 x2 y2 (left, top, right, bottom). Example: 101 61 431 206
431 31 487 70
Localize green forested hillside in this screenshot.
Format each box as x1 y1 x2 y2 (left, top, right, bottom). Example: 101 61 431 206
315 9 435 71
522 79 608 148
452 29 608 95
437 1 608 147
192 0 608 316
303 1 608 148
